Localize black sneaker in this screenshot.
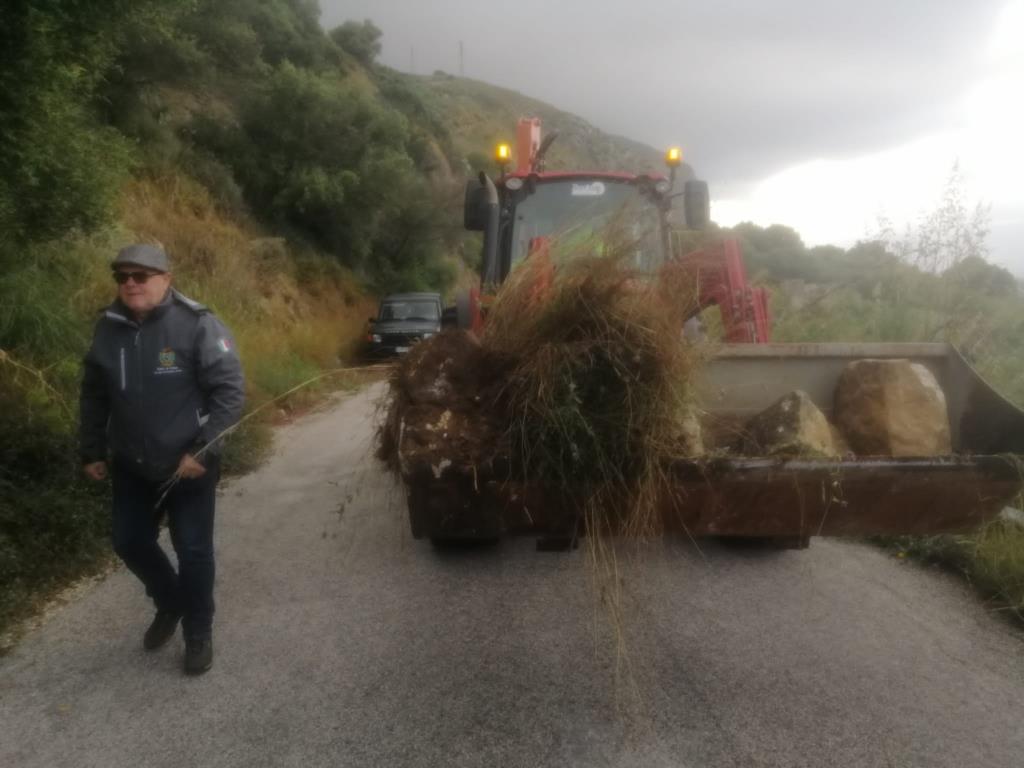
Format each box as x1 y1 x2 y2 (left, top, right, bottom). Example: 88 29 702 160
143 611 181 651
184 636 213 676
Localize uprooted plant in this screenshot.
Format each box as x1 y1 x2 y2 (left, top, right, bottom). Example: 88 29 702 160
378 217 706 536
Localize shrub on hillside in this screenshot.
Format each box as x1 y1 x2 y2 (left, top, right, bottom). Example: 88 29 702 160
329 19 382 65
196 62 455 293
0 367 109 639
0 3 133 252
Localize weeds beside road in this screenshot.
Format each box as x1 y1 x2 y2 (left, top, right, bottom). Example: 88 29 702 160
878 517 1024 626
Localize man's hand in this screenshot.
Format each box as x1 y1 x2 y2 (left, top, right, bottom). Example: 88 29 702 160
84 461 108 482
177 453 207 479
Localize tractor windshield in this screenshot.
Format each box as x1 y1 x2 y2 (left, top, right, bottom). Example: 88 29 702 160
508 178 664 270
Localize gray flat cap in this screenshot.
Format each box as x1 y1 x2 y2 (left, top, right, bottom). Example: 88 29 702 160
111 244 170 273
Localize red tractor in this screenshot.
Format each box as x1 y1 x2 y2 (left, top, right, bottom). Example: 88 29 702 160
459 118 770 343
404 118 1024 548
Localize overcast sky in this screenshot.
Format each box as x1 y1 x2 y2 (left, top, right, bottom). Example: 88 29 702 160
322 0 1023 273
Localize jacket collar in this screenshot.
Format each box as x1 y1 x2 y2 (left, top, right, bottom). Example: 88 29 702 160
105 290 174 327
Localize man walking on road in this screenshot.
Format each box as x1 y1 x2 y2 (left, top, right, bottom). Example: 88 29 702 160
79 244 244 675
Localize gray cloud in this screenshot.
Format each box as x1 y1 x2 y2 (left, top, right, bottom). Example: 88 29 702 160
320 0 1004 185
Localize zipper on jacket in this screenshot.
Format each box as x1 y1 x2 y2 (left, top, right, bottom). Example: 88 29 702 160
134 330 142 392
119 348 126 391
134 328 146 466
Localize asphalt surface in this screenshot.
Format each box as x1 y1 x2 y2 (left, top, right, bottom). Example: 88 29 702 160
2 383 1023 767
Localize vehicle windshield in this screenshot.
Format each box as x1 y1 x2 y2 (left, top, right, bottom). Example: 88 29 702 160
379 300 439 322
508 179 664 271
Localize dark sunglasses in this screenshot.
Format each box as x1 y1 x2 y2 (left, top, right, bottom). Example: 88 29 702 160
113 271 159 285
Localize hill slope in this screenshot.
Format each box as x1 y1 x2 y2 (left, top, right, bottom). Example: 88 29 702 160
412 73 672 175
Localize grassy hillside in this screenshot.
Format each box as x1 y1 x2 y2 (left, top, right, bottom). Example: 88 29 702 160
412 73 673 175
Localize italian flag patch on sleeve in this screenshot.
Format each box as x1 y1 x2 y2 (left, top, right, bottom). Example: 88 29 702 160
218 338 232 353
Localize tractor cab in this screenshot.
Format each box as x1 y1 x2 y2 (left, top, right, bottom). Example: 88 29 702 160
463 120 709 290
497 172 668 278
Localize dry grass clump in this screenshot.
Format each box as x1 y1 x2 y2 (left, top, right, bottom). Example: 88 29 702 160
484 228 703 537
379 222 705 539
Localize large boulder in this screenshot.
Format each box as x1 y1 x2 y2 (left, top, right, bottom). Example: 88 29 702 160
742 390 838 457
834 359 952 456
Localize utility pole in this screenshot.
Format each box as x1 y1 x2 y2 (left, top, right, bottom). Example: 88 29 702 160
459 41 464 76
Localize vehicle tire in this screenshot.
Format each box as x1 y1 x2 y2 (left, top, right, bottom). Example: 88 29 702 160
767 535 810 550
716 535 810 551
430 536 501 550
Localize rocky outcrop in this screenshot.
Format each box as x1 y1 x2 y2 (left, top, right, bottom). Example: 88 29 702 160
834 359 952 456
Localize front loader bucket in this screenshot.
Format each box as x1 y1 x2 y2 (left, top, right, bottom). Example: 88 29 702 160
673 343 1024 541
403 343 1024 544
665 456 1021 540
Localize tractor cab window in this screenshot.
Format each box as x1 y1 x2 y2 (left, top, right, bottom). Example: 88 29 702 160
380 300 440 322
508 179 664 271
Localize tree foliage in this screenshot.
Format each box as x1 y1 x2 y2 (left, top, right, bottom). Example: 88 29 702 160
0 1 155 255
1 1 460 292
328 19 382 65
192 62 452 290
902 164 990 274
728 169 1023 404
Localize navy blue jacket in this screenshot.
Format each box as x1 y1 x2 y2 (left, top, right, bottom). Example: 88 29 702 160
79 289 245 481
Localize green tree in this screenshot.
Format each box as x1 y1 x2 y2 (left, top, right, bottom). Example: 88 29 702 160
237 64 410 260
0 1 157 255
730 222 816 281
942 256 1017 299
916 163 990 273
196 62 454 291
877 163 991 275
329 19 382 65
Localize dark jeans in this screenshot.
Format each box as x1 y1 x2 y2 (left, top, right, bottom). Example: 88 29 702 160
111 457 219 639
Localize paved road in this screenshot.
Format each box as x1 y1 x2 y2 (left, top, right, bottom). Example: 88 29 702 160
2 384 1023 767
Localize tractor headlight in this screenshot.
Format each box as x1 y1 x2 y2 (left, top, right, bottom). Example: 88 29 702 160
372 334 381 343
654 179 671 194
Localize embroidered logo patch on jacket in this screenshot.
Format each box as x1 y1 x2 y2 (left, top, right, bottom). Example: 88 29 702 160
155 347 183 375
